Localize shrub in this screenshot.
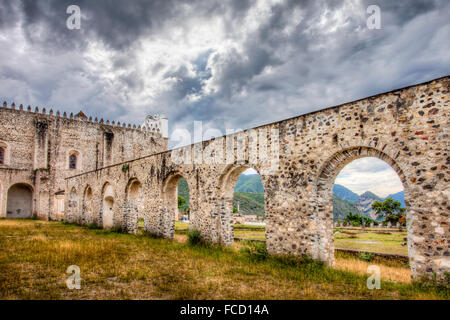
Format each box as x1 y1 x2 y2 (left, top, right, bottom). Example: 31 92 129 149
188 229 203 246
358 252 374 262
241 241 268 261
87 223 102 230
110 226 126 233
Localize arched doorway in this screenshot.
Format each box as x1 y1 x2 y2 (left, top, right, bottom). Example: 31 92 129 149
102 183 115 229
218 165 266 246
82 186 93 225
68 187 79 223
125 178 142 233
332 156 409 281
316 146 412 277
161 172 190 239
6 183 33 218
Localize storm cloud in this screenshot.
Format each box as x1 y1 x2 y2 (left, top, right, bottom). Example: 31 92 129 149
0 0 449 146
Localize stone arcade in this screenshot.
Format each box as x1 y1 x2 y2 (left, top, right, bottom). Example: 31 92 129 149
1 77 448 282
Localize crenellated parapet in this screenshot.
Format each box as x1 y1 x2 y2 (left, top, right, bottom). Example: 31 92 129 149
0 101 165 135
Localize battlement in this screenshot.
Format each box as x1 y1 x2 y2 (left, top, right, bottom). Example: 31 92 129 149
1 101 166 136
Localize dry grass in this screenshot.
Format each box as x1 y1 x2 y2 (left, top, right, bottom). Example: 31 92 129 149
334 252 411 284
0 219 448 300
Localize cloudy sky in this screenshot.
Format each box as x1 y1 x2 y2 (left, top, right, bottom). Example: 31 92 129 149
1 0 448 194
334 157 403 197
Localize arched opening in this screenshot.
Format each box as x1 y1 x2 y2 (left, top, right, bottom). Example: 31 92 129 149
0 146 4 165
102 183 115 229
82 186 93 224
68 187 79 223
69 154 77 169
0 141 9 166
317 147 411 282
218 165 266 246
68 150 81 170
7 183 33 218
125 178 142 233
54 190 65 220
162 173 190 239
177 178 190 222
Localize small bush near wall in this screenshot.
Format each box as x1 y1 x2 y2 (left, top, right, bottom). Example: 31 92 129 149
187 229 203 246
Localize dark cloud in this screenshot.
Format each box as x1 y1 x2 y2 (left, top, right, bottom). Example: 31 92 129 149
0 0 448 148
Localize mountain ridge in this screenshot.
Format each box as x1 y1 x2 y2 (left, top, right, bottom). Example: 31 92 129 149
178 175 405 220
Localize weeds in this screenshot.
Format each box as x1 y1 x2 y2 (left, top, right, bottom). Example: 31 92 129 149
358 252 374 262
187 229 203 246
240 241 268 261
87 223 102 230
0 219 448 300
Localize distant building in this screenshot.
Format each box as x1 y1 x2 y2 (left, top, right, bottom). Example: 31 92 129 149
0 103 168 220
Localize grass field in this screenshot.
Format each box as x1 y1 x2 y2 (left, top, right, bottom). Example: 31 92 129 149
334 228 408 255
230 224 409 256
0 219 448 300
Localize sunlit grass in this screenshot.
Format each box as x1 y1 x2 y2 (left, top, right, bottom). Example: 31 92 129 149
334 251 410 284
0 219 447 300
334 229 408 255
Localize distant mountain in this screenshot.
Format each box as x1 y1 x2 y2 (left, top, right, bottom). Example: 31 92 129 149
332 187 406 221
332 195 359 220
355 191 383 219
385 191 405 208
180 175 405 221
233 192 265 216
234 174 264 193
333 184 358 202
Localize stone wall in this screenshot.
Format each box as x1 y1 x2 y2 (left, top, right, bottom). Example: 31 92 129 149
0 104 168 220
65 76 449 281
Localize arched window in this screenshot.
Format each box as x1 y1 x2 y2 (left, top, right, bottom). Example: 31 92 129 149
0 147 4 165
69 153 77 169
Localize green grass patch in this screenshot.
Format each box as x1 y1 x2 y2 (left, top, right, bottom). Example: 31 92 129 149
0 219 448 300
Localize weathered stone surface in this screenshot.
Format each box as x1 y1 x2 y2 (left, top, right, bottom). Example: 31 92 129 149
63 76 449 282
0 107 167 220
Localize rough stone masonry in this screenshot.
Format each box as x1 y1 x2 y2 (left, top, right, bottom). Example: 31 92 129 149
0 107 168 220
2 76 449 282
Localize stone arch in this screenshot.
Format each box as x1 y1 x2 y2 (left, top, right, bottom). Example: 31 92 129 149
126 178 142 200
101 182 115 229
160 172 190 238
0 141 10 166
6 183 34 218
67 149 82 170
314 146 416 276
316 146 408 192
216 164 266 246
123 178 142 233
82 185 94 225
68 187 79 223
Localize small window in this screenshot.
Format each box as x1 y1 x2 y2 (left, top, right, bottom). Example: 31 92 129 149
0 147 4 164
69 154 77 169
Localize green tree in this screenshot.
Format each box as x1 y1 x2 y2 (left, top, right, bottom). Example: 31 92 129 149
371 197 405 224
344 213 375 226
178 195 186 210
